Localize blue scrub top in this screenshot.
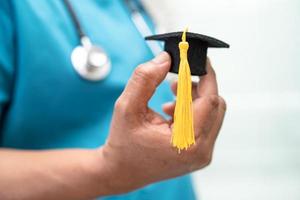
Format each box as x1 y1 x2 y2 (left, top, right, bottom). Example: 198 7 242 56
0 0 196 199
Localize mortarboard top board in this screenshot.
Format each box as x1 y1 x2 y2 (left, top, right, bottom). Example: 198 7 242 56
145 32 229 76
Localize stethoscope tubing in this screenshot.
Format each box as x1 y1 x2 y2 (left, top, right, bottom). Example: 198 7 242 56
63 0 161 81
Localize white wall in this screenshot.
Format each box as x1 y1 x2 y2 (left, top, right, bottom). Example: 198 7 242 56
145 0 300 199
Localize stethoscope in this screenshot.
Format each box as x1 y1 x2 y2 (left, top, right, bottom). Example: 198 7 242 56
63 0 161 81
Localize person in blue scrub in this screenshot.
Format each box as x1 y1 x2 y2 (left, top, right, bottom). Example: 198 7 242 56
0 1 226 199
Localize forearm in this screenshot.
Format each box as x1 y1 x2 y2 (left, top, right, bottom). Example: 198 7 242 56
0 148 110 200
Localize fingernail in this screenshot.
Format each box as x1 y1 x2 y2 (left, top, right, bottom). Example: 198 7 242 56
152 52 169 64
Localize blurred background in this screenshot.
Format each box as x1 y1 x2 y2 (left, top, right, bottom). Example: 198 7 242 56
145 0 300 199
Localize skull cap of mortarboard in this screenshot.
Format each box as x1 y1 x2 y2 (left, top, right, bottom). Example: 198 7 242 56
145 32 229 76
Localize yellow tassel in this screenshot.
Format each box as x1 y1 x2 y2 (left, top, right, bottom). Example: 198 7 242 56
172 28 195 152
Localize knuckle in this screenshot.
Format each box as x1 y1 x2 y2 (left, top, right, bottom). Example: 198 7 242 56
204 153 212 166
196 152 212 169
189 154 212 171
203 153 212 166
193 144 213 169
218 96 227 111
133 64 155 83
181 146 213 172
114 98 124 110
204 95 220 108
203 95 227 111
114 97 130 113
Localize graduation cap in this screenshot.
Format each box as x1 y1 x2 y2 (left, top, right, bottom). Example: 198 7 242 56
145 31 229 76
145 30 229 151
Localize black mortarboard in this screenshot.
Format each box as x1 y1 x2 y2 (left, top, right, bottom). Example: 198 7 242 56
145 32 229 76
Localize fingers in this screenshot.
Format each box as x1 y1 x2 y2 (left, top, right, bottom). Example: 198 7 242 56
207 96 226 143
118 52 171 111
164 96 226 141
163 96 226 147
192 96 219 139
192 95 226 147
171 82 177 95
162 102 175 117
197 58 218 96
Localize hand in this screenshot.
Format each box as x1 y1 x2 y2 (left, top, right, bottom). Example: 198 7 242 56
98 52 226 194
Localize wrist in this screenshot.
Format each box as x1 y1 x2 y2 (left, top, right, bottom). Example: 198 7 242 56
94 146 138 195
92 146 127 195
83 148 114 197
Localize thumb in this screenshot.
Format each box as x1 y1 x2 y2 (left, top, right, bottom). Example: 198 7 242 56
119 52 171 111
